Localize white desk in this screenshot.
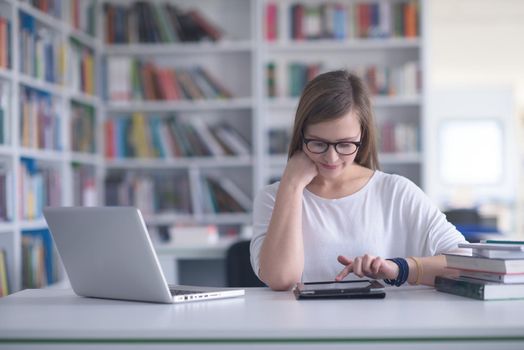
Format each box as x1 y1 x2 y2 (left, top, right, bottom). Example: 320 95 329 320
0 286 523 349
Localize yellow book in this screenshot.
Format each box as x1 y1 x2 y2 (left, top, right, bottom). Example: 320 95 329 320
58 43 67 85
87 55 95 95
131 113 150 158
0 250 8 296
27 189 35 220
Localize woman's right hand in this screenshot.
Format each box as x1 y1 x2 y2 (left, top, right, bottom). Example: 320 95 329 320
281 151 318 188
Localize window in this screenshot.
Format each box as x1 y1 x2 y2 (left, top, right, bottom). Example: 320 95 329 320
439 119 503 185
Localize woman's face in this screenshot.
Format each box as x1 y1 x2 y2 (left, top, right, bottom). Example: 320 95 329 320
302 110 362 180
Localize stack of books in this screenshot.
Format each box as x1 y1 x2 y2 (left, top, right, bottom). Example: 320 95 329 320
435 241 524 300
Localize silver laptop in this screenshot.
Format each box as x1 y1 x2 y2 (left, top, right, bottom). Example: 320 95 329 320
43 207 245 304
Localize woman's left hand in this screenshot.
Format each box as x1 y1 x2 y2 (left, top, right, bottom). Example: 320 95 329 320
335 254 399 281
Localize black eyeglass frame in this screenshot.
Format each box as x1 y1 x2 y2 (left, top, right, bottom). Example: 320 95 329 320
301 131 362 156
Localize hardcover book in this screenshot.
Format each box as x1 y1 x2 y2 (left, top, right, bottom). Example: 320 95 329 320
435 275 524 301
458 242 524 259
458 270 524 284
444 253 524 274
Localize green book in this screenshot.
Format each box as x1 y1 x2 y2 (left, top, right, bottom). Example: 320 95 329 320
435 275 524 301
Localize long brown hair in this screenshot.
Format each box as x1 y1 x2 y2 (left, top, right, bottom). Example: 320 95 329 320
287 70 380 170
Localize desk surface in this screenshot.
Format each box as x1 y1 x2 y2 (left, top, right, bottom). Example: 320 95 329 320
0 286 523 346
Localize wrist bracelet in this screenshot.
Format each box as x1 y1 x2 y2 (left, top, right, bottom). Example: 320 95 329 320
409 257 423 285
384 258 409 287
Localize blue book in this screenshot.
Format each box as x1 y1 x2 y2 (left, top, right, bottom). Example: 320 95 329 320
333 6 346 40
150 117 165 158
22 229 55 286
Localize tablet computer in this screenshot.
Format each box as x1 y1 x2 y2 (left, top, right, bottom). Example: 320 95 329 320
293 279 386 300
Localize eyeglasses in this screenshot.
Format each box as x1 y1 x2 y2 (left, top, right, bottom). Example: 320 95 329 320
302 132 361 156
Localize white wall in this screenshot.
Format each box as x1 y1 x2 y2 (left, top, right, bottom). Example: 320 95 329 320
427 0 524 107
426 0 524 236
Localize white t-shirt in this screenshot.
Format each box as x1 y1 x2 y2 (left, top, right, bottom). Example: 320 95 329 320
250 171 467 282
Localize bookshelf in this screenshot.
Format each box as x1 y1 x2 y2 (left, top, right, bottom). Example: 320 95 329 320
100 0 258 233
0 0 427 293
261 0 426 187
0 0 103 294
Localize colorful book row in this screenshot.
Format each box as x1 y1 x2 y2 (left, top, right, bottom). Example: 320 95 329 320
356 62 420 96
71 163 97 207
197 175 252 214
70 0 96 37
22 229 59 289
287 62 322 97
105 171 192 215
0 16 11 69
21 0 62 19
0 80 8 145
266 0 418 41
19 158 62 221
0 163 13 222
105 113 250 159
104 2 222 44
70 101 95 154
69 39 96 95
268 129 291 155
19 86 62 151
379 121 419 153
267 61 420 98
108 59 233 102
19 12 66 85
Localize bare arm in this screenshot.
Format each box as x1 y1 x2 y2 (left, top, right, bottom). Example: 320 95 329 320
258 152 318 291
406 255 459 286
335 254 459 287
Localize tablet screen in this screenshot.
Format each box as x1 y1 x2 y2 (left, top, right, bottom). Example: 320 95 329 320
301 281 371 291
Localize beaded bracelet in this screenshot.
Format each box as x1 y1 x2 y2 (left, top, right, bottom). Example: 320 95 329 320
383 258 409 287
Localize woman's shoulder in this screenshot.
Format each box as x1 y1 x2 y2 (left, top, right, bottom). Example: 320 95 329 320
372 170 423 196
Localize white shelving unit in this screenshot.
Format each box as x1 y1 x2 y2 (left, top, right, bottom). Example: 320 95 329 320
0 0 103 292
260 0 426 187
0 0 426 293
100 0 257 228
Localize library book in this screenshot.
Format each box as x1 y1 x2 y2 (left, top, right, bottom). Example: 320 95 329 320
435 276 524 301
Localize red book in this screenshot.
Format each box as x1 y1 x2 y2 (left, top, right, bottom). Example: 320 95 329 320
265 3 278 41
157 69 176 100
294 4 305 40
404 2 417 37
105 5 115 43
141 63 157 100
187 10 222 41
72 0 79 29
360 4 370 38
105 120 115 158
0 19 6 68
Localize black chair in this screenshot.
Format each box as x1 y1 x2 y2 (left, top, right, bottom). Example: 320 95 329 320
444 208 481 227
444 208 491 243
226 240 265 287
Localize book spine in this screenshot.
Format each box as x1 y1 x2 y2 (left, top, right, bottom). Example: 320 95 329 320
434 276 485 300
0 249 8 296
266 3 278 41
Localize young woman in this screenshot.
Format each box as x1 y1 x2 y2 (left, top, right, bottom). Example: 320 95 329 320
250 70 467 291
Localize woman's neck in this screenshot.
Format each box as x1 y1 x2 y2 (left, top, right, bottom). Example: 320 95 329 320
306 164 374 198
